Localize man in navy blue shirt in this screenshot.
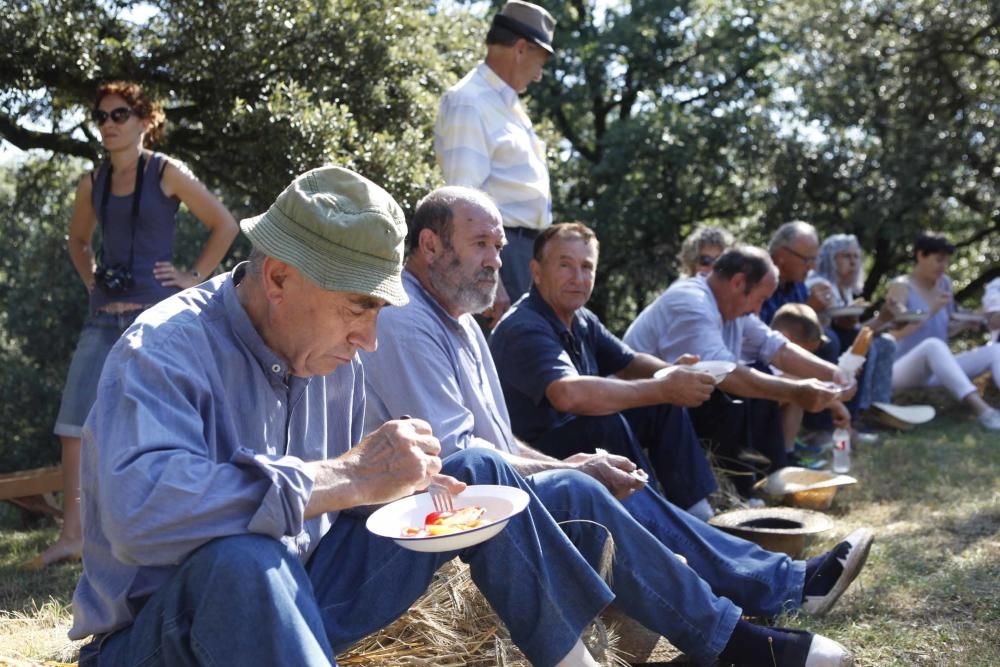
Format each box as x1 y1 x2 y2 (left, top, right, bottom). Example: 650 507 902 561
490 222 721 520
763 221 843 435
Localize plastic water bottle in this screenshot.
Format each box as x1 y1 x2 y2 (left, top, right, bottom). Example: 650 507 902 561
832 428 851 473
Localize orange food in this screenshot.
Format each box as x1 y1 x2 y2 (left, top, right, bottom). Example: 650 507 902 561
850 326 874 356
402 506 490 537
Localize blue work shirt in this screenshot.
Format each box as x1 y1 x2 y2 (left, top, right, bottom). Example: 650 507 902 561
489 287 635 443
360 270 517 456
759 280 809 324
623 275 788 366
70 264 365 639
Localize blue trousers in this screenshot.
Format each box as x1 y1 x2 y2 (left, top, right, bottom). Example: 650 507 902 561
531 404 718 510
499 228 536 303
79 449 803 667
79 449 613 667
528 471 808 664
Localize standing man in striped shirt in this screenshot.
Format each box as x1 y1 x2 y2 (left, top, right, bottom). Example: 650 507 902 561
434 0 555 328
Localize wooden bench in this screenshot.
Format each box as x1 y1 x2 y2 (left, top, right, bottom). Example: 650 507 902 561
0 466 63 517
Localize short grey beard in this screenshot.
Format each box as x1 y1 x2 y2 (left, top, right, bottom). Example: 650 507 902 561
426 253 497 315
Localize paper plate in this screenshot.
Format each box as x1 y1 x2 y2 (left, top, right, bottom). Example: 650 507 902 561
951 312 986 324
894 311 929 324
366 485 530 553
655 360 737 384
827 305 866 318
871 402 936 425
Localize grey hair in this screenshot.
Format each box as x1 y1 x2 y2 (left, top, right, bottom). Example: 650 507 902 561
678 226 734 275
815 234 864 293
246 246 268 275
768 221 817 255
408 186 500 254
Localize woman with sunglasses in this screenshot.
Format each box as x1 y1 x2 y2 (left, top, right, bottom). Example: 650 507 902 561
677 225 733 277
32 81 239 569
885 232 1000 430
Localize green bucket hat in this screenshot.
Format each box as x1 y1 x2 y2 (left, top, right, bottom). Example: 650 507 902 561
240 166 409 306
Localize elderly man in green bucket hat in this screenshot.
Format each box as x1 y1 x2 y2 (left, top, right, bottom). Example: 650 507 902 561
69 165 618 666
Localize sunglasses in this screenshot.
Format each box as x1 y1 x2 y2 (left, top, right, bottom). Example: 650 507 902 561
91 106 133 126
697 254 718 267
783 246 818 263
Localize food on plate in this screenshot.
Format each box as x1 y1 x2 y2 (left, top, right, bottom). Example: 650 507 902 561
402 506 491 537
850 326 874 357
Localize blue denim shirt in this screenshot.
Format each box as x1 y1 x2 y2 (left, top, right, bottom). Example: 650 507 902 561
759 280 809 324
360 270 517 456
70 265 365 639
489 287 635 442
623 275 788 366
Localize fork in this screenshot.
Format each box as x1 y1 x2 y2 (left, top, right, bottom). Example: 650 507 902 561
428 482 455 513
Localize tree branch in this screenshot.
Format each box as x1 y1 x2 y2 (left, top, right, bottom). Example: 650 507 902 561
0 114 96 159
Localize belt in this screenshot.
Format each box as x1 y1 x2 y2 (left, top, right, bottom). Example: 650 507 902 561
504 226 540 240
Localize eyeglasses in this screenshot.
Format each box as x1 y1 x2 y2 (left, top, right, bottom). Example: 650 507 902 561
91 106 133 126
697 254 718 267
783 246 817 263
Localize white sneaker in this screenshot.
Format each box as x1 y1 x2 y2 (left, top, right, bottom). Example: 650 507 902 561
802 528 875 616
805 633 854 666
977 408 1000 430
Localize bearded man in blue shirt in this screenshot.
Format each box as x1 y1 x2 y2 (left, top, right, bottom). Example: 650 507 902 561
363 186 871 667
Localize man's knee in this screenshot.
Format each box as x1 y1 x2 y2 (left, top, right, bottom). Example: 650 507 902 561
531 468 613 508
185 534 295 583
442 447 518 485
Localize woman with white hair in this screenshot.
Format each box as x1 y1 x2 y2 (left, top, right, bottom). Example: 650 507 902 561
806 234 897 420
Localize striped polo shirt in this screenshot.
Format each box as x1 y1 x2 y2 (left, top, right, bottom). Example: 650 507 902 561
434 63 552 231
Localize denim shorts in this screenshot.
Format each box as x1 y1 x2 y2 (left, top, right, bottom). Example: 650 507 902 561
54 310 144 438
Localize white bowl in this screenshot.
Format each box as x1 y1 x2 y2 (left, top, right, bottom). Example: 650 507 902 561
827 305 866 318
366 484 530 553
655 360 736 384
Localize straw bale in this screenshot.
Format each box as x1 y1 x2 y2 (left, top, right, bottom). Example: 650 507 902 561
337 559 628 666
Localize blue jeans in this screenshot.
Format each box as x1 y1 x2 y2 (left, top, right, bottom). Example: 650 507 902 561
55 309 145 437
79 449 614 667
528 471 747 664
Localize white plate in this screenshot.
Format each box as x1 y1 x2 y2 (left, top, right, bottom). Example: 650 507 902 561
655 360 737 384
827 305 866 318
951 312 986 324
894 311 929 324
871 402 936 425
366 484 530 553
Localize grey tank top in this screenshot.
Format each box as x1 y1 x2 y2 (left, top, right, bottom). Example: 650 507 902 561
89 152 181 313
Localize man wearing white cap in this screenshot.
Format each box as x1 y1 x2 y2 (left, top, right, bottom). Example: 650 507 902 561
68 166 622 666
435 0 557 327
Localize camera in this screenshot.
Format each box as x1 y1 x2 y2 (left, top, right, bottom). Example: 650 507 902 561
94 263 135 295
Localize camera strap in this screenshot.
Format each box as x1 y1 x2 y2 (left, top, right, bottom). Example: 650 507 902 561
97 151 146 272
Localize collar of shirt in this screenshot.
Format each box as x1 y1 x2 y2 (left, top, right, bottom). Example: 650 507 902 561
403 269 469 334
476 62 520 109
224 263 294 387
522 286 592 370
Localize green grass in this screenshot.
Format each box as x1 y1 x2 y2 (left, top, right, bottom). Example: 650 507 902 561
0 415 997 665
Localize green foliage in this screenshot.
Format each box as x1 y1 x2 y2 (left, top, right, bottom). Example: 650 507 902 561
0 159 86 471
768 0 1000 302
0 0 483 468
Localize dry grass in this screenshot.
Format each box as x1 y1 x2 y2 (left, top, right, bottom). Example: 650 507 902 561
0 412 997 666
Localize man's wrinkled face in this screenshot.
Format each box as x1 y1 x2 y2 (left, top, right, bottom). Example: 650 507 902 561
267 262 385 377
427 202 505 315
532 236 598 319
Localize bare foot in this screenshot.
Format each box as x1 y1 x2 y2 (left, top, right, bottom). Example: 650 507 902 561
25 535 82 570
